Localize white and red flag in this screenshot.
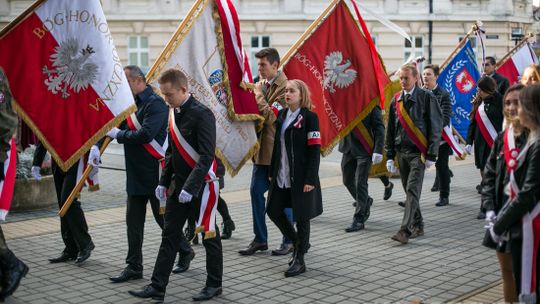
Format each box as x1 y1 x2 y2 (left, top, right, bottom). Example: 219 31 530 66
281 0 399 155
0 138 17 221
146 0 262 176
497 39 539 86
0 0 136 172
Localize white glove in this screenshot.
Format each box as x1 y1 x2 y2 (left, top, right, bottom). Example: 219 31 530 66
178 190 193 203
106 127 120 139
88 145 101 168
372 153 383 165
425 160 435 169
486 210 496 223
386 160 397 174
155 185 167 201
489 226 500 243
465 144 473 155
31 166 42 180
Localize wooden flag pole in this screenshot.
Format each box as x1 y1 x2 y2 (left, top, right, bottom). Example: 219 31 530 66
0 0 46 39
58 137 112 217
495 33 534 69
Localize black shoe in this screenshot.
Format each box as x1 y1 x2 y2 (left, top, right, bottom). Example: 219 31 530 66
477 210 486 220
284 257 306 277
48 251 77 263
238 241 268 256
221 219 235 240
109 267 143 283
192 286 222 301
398 201 405 208
391 230 409 244
271 243 294 256
128 285 164 301
435 198 449 207
345 219 364 232
75 241 95 265
383 182 394 200
173 250 195 274
409 227 424 239
476 184 482 194
0 259 28 299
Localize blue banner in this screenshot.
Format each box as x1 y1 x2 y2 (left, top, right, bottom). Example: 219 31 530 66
438 40 480 139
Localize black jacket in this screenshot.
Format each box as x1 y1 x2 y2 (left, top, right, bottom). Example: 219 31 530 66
467 92 503 170
338 105 384 157
494 138 540 237
385 86 443 161
268 108 322 222
491 72 510 96
117 85 168 195
159 96 216 198
431 86 452 128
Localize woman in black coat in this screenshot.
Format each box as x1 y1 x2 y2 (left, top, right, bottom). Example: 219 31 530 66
489 84 540 303
267 79 322 277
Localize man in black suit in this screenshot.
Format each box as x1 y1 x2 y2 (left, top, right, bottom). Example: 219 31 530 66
129 68 222 302
484 56 510 95
106 65 177 283
339 105 385 232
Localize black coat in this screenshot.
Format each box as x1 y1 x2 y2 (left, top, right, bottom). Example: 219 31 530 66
268 108 322 222
338 105 384 157
116 85 168 195
431 86 452 128
159 96 216 198
466 92 503 170
494 138 540 238
491 72 510 96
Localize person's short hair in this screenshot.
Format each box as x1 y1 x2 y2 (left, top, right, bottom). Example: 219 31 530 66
423 64 440 77
124 65 146 82
477 75 496 95
288 79 312 110
255 48 280 67
485 56 496 66
399 64 418 77
519 84 540 130
158 68 188 90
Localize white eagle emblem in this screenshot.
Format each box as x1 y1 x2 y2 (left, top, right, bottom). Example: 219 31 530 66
323 51 357 93
42 38 98 99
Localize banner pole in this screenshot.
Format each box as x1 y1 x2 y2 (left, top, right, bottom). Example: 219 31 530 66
495 33 534 69
0 0 46 39
58 137 112 217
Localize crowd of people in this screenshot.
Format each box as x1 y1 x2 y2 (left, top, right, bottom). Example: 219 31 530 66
0 47 539 302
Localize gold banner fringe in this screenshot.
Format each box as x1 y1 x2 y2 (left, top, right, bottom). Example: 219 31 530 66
203 230 216 240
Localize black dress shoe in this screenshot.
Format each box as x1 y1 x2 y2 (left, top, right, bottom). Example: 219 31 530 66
192 286 222 301
172 250 195 274
477 210 486 220
0 258 28 299
383 182 394 200
345 220 364 232
75 241 95 265
435 197 449 207
271 243 293 256
48 251 77 263
284 257 306 277
398 201 405 207
109 267 143 283
128 285 164 301
238 241 268 256
220 219 235 240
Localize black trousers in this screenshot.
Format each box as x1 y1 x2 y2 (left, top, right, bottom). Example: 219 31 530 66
126 195 165 271
267 186 310 255
0 225 18 270
397 152 425 233
53 161 92 254
435 143 451 199
341 153 372 222
509 237 540 302
151 193 222 292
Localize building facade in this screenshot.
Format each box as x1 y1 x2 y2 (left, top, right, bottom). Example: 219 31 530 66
0 0 537 74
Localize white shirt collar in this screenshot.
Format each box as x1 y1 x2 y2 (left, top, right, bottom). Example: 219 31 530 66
404 86 416 96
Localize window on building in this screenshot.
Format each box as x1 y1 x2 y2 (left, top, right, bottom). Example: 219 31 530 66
128 36 149 73
249 35 271 78
403 36 424 65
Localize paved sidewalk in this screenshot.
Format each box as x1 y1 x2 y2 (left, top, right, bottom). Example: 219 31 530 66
3 150 503 303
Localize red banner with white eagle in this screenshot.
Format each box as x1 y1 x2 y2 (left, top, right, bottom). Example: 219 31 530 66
281 0 398 155
0 0 136 171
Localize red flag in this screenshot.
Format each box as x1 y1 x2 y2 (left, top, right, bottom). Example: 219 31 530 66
497 42 538 86
282 0 398 155
0 0 136 171
0 138 16 221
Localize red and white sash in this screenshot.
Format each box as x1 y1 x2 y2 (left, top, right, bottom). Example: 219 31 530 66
503 127 539 302
169 110 219 239
394 93 428 155
0 137 17 221
475 103 498 148
441 125 466 160
126 113 168 168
